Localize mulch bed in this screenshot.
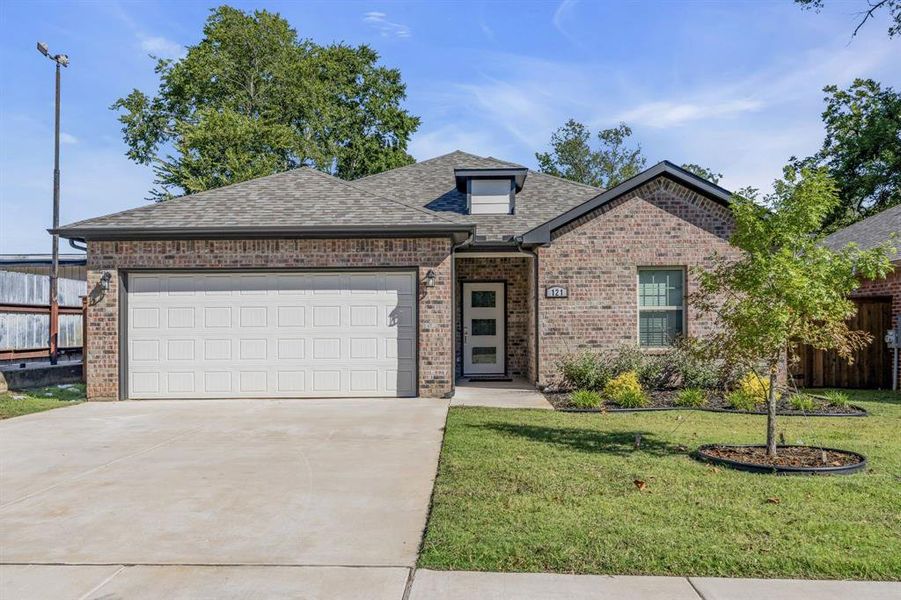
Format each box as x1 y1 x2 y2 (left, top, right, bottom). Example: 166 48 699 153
544 390 867 417
701 445 861 468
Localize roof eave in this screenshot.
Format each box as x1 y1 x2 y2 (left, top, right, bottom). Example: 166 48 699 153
519 161 733 245
52 224 476 245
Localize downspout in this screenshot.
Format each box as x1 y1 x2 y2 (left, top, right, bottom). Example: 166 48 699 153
447 232 474 398
69 238 87 251
514 236 540 388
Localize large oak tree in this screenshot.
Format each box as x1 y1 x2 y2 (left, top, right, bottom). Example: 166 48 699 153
113 6 420 200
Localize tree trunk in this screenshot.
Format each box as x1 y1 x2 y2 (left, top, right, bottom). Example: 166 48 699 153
766 362 779 457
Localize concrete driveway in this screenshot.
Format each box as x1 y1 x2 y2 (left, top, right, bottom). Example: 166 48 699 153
0 398 448 599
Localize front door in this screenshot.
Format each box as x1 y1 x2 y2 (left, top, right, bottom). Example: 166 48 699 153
462 282 505 375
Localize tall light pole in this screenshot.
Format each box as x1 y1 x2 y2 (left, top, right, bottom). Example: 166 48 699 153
37 41 69 365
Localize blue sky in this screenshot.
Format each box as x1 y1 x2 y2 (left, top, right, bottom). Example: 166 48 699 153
1 0 898 253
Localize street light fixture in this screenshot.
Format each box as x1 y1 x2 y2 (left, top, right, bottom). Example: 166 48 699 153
36 41 69 365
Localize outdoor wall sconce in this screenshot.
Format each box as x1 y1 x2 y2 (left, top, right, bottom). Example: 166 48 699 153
88 271 112 306
100 271 112 292
424 269 437 288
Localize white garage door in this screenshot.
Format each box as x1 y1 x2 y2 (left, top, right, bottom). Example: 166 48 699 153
126 271 417 399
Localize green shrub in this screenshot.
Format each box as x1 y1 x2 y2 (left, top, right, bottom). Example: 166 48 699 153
558 351 610 391
823 390 850 408
604 371 648 407
607 344 668 389
789 393 817 412
726 390 759 411
675 388 708 407
570 390 603 408
735 371 779 403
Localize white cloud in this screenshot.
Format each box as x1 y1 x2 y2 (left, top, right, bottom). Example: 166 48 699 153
139 35 184 59
362 12 411 39
619 98 764 128
552 0 582 46
410 125 512 162
60 132 78 145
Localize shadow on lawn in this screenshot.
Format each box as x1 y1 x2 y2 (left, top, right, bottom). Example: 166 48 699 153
476 422 683 457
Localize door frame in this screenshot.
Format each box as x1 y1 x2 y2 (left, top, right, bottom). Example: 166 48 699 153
459 279 507 377
118 266 420 400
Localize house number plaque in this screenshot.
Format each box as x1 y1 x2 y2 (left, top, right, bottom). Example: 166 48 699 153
545 286 568 298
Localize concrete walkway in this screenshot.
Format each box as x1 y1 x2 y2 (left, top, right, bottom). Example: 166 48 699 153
408 570 901 600
451 376 553 409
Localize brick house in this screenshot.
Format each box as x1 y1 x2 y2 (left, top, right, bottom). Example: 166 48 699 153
55 151 736 400
819 205 900 389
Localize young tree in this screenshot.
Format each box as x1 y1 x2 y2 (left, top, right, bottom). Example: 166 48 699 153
694 167 893 456
536 120 646 188
112 6 420 200
791 79 901 231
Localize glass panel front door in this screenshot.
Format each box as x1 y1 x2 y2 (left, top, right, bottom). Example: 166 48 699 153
463 282 505 375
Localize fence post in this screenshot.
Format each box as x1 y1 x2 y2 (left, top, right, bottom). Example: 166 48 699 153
81 295 87 383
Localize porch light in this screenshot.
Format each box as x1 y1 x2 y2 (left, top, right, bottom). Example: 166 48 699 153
100 271 112 291
424 269 437 288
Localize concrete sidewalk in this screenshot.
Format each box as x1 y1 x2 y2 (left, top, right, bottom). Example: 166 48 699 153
408 570 901 600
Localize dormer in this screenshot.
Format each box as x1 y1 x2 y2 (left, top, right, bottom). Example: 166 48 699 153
454 168 528 215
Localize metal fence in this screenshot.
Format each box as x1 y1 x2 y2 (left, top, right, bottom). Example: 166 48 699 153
0 270 86 354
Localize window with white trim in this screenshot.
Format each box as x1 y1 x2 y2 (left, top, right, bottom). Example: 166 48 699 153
638 268 685 347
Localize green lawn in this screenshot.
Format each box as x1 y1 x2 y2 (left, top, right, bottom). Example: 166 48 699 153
0 383 85 419
420 389 901 580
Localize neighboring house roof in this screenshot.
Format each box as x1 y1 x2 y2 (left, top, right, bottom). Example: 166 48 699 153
519 161 733 244
0 254 86 265
54 167 473 241
823 204 900 260
356 151 602 241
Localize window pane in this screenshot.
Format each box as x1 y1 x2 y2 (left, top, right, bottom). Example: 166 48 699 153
471 290 496 308
472 318 496 336
639 310 684 347
472 347 497 364
639 270 683 308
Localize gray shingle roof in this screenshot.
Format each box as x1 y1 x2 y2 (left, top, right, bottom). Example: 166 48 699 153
356 151 602 241
824 204 900 260
56 167 461 235
55 151 601 242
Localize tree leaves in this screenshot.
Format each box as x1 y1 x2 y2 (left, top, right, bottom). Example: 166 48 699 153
111 6 419 200
535 120 647 188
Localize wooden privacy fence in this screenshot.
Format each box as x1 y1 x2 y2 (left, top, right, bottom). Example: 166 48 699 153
0 270 87 360
792 297 893 389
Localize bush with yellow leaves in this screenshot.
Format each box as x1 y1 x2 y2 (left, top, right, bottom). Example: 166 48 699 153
603 371 648 408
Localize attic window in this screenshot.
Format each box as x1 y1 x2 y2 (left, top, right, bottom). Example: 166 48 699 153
454 167 527 216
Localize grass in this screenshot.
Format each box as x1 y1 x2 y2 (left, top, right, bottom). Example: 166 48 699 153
420 389 901 580
0 383 85 419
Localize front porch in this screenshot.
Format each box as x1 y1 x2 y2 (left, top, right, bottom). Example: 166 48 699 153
451 376 552 409
454 253 536 383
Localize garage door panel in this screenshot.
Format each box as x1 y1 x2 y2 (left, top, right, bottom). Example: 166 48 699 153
127 272 416 399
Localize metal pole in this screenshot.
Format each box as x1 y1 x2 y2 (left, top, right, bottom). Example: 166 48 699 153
49 61 61 365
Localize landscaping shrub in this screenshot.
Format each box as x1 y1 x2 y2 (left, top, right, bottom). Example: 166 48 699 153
675 387 708 408
606 344 669 389
789 393 817 412
604 371 648 407
823 390 850 408
726 390 759 411
558 351 610 391
735 371 778 404
570 390 603 408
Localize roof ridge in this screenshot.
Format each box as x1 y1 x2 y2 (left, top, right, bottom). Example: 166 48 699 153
57 168 313 230
300 166 458 224
526 169 604 192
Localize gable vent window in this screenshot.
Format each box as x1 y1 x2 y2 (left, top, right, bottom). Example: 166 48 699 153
638 268 685 347
470 179 513 215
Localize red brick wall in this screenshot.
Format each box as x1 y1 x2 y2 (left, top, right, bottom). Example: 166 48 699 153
85 238 454 399
536 177 738 387
455 256 532 378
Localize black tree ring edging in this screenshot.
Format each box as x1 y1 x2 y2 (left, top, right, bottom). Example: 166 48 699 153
694 444 868 475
